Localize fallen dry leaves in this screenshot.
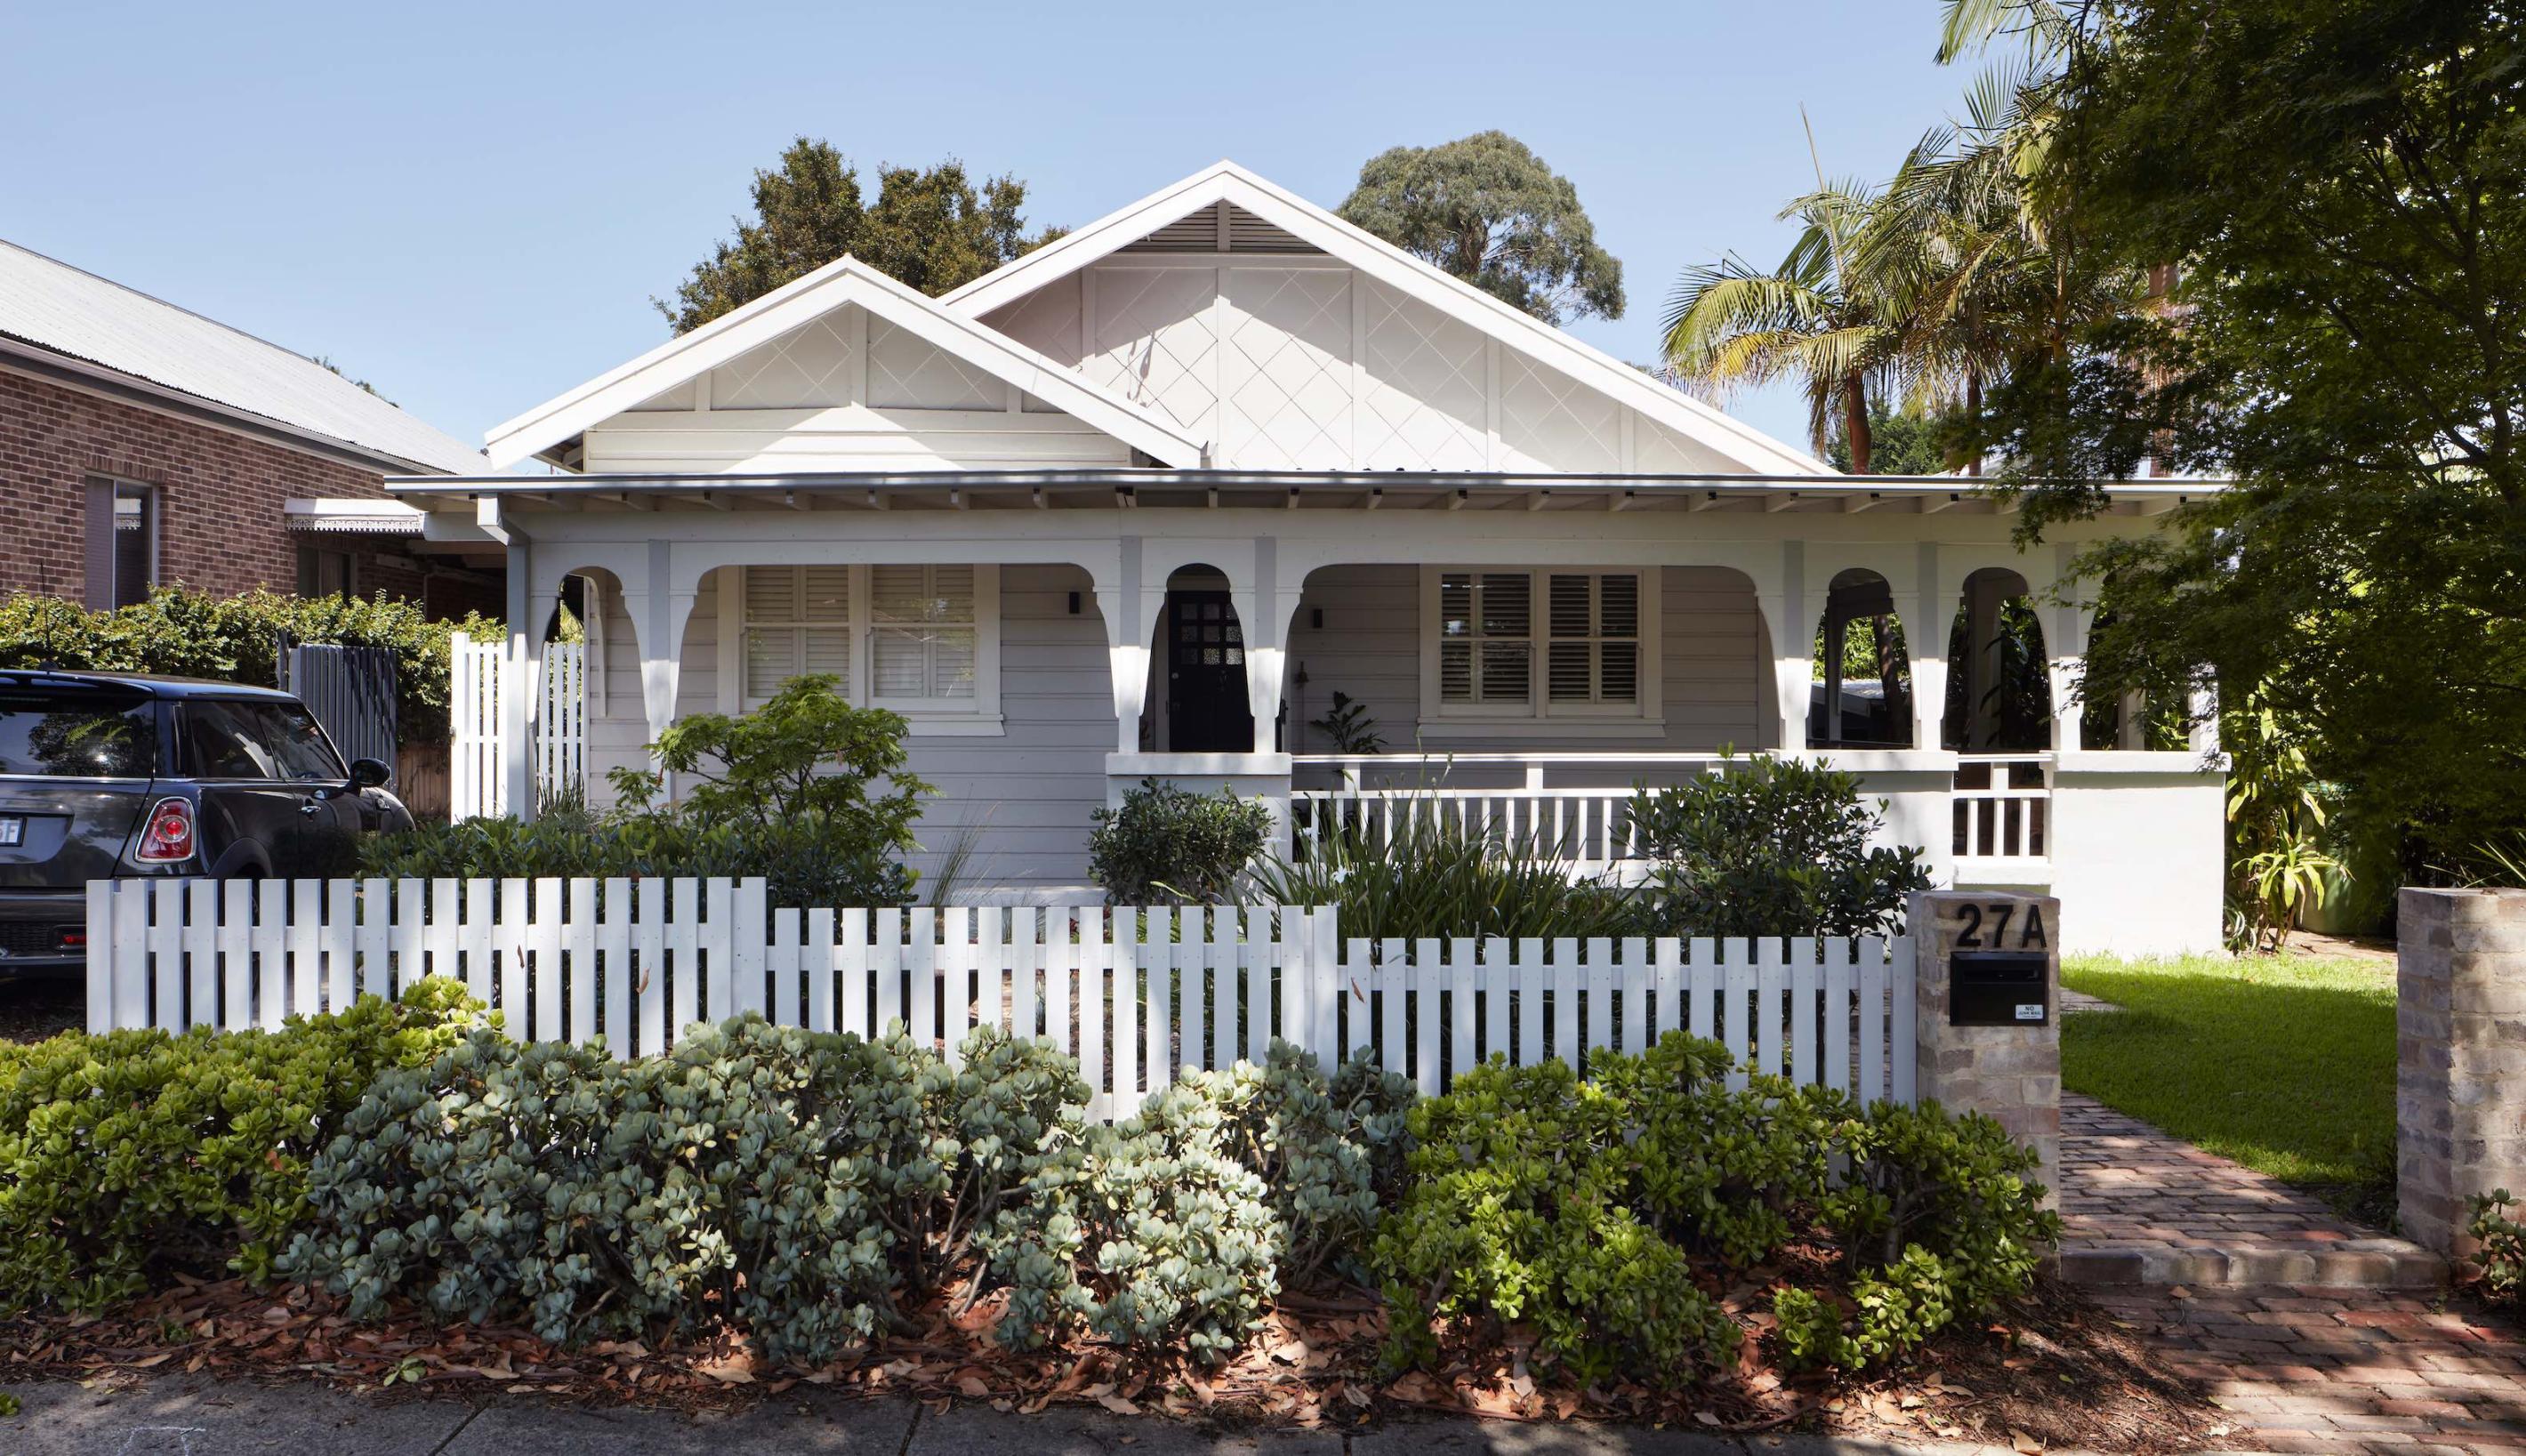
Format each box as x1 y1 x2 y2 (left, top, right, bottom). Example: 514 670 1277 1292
1 1272 2226 1452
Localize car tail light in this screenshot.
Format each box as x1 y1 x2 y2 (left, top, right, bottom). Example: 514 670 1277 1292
134 797 197 864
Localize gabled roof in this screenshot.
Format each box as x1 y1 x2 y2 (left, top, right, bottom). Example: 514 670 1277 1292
941 161 1836 479
0 239 487 475
484 256 1211 471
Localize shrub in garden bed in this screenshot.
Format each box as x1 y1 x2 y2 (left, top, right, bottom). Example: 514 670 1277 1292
993 1043 1413 1363
1089 778 1275 905
362 675 932 909
282 1019 1082 1365
1626 753 1933 938
0 982 480 1313
1373 1031 2056 1386
282 1017 1404 1371
1252 799 1637 943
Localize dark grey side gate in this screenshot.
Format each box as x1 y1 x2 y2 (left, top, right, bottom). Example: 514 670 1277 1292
278 642 398 770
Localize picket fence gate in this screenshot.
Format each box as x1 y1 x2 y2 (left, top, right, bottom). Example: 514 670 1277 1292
447 634 586 822
85 877 1917 1117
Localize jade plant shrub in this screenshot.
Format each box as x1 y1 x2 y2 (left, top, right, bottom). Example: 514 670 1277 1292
365 675 933 909
990 1042 1414 1364
1087 778 1273 905
0 981 480 1313
1626 752 1934 938
282 1018 1084 1366
1372 1031 2057 1385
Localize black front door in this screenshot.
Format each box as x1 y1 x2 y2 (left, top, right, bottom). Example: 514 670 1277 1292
1163 591 1252 752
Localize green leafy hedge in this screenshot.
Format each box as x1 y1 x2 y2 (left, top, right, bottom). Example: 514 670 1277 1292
0 983 480 1313
0 586 498 744
1373 1032 2057 1383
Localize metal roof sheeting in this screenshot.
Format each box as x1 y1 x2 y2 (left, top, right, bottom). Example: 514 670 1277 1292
0 240 486 475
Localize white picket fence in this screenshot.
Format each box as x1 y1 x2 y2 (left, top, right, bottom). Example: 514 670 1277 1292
448 635 587 821
84 877 1917 1117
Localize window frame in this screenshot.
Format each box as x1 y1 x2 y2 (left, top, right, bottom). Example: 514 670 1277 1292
1417 565 1662 736
84 476 158 611
719 564 1002 735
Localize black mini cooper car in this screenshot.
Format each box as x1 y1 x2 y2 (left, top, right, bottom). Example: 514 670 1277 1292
0 671 413 977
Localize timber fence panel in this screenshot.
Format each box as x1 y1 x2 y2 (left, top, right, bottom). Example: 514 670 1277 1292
83 881 1919 1113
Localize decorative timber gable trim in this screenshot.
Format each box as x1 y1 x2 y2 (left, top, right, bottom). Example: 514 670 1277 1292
941 162 1836 479
481 258 1211 471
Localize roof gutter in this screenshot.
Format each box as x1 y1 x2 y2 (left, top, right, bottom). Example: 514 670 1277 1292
383 469 2228 498
0 334 468 479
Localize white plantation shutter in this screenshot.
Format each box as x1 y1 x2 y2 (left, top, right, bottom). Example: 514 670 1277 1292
739 566 852 707
870 565 977 704
1429 568 1651 720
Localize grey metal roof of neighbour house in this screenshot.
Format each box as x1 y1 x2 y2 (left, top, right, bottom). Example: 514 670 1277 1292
0 238 486 476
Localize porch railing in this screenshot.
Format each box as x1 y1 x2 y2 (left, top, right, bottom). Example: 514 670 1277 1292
1951 754 2051 874
1289 753 1731 876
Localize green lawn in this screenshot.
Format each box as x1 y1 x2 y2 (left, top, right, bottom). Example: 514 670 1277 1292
2062 951 2399 1224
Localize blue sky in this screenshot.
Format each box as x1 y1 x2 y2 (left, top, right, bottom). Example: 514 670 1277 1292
1 2 1981 463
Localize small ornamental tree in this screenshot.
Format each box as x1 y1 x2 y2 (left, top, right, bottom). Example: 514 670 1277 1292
1627 752 1932 938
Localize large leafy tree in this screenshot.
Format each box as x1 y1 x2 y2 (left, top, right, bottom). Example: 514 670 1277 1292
1977 0 2526 870
656 138 1060 333
1338 132 1625 326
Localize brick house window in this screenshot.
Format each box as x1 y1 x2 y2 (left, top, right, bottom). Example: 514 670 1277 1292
297 547 358 599
83 477 157 609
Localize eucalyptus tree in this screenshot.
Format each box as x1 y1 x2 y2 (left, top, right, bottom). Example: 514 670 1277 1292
1339 132 1625 326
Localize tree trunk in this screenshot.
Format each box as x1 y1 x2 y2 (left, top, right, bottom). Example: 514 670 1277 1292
1843 375 1873 476
1965 373 1983 477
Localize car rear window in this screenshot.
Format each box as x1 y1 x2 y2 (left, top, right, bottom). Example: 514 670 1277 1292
0 689 157 777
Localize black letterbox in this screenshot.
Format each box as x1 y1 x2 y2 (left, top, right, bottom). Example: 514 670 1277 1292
1950 950 2049 1026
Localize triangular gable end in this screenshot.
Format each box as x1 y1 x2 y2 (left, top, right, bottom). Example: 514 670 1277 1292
943 163 1836 479
482 257 1209 471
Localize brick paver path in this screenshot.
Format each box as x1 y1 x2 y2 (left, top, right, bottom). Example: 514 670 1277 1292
2060 1092 2442 1288
2093 1286 2526 1454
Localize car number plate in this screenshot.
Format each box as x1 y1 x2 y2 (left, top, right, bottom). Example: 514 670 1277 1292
0 817 21 847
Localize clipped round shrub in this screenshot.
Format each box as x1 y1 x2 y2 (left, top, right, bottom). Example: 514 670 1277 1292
1087 778 1273 905
0 981 481 1313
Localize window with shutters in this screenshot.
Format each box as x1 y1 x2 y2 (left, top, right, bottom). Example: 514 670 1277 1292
726 565 1001 731
1421 567 1660 729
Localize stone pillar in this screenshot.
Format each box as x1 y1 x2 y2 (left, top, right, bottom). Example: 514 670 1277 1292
1910 889 2064 1205
2397 887 2526 1264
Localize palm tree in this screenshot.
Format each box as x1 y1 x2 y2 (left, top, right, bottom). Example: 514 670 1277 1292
1661 180 1903 473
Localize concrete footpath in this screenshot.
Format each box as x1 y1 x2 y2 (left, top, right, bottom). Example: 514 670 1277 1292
2 1376 2096 1456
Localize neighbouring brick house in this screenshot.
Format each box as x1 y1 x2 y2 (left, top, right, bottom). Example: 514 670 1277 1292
0 237 500 616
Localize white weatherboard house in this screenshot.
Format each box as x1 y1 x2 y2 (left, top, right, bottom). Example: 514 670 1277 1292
374 163 2224 957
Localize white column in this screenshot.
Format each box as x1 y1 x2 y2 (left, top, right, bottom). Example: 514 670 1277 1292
617 540 701 799
1242 535 1302 754
1095 537 1150 755
1910 541 1947 752
1760 540 1810 753
2048 544 2092 754
2187 680 2222 758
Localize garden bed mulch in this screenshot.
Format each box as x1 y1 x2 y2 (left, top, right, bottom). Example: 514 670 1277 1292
3 1275 2225 1453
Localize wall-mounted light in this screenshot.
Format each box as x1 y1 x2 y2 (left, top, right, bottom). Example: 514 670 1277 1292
1310 607 1324 630
1067 591 1082 615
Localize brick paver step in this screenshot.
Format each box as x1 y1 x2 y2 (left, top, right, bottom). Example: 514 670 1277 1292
2058 1093 2446 1291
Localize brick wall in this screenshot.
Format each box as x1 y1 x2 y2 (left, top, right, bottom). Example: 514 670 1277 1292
2396 887 2526 1265
0 365 451 606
